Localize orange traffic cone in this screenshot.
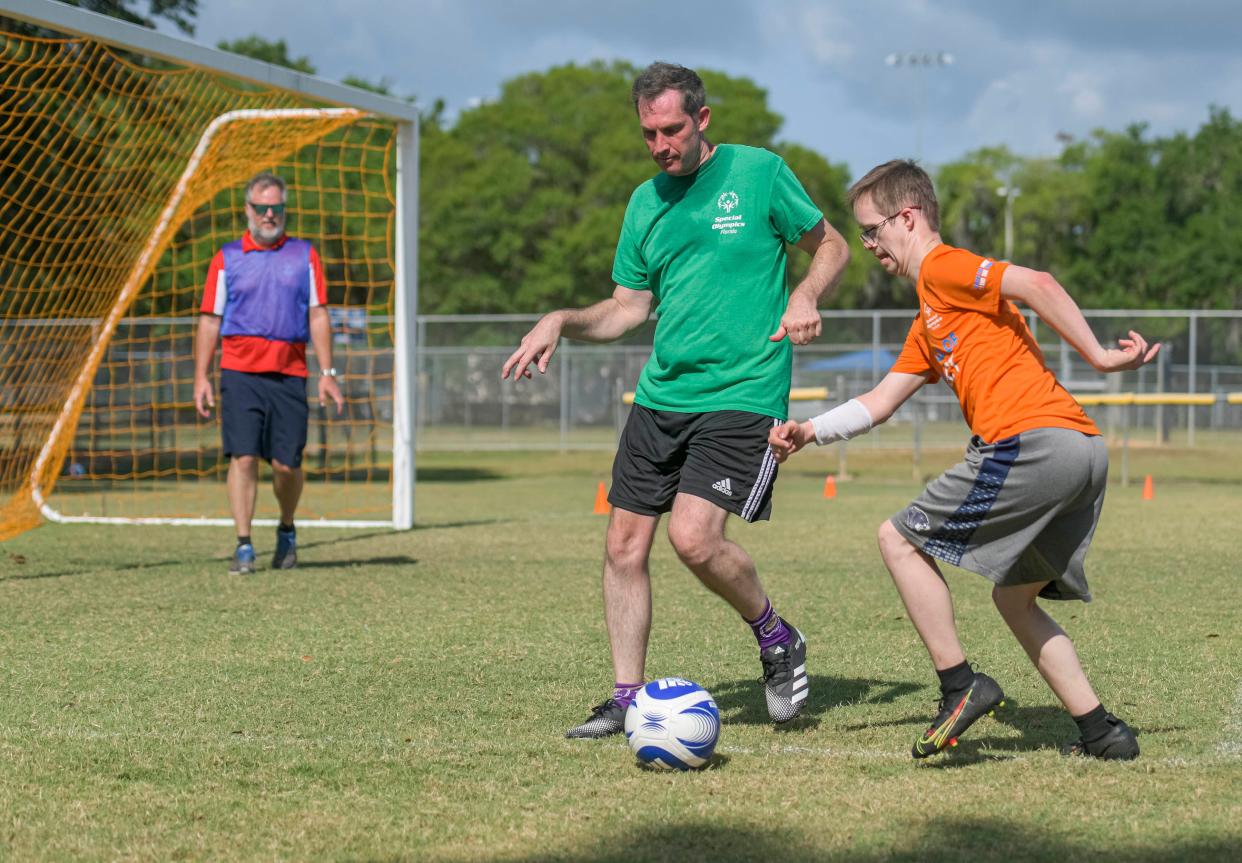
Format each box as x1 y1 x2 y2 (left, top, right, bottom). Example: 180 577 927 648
823 475 837 499
593 482 612 514
1142 475 1154 501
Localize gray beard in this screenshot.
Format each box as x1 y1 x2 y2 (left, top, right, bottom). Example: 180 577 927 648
249 219 285 245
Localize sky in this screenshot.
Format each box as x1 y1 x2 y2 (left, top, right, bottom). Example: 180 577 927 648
171 0 1242 179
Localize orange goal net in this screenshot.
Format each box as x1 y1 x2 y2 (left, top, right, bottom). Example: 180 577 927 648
0 13 417 540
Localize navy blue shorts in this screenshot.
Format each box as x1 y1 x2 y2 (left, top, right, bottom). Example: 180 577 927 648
609 405 781 523
220 369 309 467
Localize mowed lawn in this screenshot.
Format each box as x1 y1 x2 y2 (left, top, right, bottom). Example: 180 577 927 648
1 445 1239 862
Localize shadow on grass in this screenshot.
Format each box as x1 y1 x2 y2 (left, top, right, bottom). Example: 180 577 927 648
708 674 923 730
290 556 418 569
847 697 1167 763
392 818 1239 863
415 466 504 483
0 555 201 583
633 752 733 773
0 519 501 581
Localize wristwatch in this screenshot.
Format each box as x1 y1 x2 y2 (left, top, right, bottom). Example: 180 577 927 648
320 367 339 377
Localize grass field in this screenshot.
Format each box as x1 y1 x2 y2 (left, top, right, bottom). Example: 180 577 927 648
2 445 1240 862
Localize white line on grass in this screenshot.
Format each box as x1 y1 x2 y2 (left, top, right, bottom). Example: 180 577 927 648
1216 679 1242 759
8 726 1241 766
720 744 907 761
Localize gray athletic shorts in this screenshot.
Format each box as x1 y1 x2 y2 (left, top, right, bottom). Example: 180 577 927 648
890 427 1108 602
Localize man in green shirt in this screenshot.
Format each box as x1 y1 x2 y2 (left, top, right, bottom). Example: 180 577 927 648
502 62 850 740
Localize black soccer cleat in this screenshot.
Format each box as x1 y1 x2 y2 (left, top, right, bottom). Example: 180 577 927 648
565 698 626 739
912 671 1005 758
760 620 808 724
272 527 297 570
1062 714 1140 761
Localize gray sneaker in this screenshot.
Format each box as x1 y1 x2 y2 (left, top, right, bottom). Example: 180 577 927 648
565 698 626 739
229 543 256 575
760 620 808 723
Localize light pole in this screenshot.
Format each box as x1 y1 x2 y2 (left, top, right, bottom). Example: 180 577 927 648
996 184 1020 260
885 52 954 161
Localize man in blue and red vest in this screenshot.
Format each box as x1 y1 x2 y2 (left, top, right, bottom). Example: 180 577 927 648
194 172 344 575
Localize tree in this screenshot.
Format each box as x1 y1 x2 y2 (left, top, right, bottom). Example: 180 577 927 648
778 142 874 308
418 61 858 316
44 0 198 33
216 35 315 74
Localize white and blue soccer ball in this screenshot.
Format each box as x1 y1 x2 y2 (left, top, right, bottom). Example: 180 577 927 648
624 677 720 770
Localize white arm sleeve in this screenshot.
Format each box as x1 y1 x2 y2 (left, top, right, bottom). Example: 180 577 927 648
810 398 874 445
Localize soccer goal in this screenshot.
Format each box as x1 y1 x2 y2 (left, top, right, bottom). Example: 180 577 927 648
0 0 419 540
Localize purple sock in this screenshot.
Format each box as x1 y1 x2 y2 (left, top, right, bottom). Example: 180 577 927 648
746 600 790 650
612 682 642 708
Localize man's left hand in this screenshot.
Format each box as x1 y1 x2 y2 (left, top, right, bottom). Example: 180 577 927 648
769 292 821 345
318 375 345 415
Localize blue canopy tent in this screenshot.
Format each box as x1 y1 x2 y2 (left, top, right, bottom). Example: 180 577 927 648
801 348 897 373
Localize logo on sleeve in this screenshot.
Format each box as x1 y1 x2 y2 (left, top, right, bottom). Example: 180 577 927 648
973 259 995 290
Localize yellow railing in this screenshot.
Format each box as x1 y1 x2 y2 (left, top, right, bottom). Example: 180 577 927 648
1074 393 1223 407
620 387 829 406
619 391 1242 407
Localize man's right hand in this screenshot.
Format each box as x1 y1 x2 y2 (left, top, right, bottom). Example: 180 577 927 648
768 420 814 464
501 312 565 383
194 377 215 418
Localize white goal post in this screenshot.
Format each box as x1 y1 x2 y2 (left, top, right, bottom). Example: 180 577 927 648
1 0 420 532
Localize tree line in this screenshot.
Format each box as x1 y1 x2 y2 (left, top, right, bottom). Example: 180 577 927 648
10 3 1242 319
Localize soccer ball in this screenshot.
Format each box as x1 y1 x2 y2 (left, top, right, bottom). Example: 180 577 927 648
624 677 720 770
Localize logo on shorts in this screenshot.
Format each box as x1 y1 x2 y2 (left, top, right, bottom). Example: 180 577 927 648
904 505 931 532
712 477 734 497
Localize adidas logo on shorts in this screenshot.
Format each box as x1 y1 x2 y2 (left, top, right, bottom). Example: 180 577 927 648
712 477 733 497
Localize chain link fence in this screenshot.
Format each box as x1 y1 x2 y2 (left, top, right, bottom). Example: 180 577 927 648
414 310 1242 452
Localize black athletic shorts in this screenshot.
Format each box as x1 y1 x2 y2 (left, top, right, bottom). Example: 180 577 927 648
220 369 309 467
609 404 781 523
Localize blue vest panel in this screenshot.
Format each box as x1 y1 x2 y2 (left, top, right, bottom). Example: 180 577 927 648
219 238 313 343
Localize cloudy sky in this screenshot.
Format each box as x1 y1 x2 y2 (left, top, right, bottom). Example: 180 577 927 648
175 0 1241 178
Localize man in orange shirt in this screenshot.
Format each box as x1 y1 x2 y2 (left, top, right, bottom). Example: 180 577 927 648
770 160 1159 760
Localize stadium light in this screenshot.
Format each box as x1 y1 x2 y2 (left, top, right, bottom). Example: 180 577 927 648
996 185 1021 260
885 52 954 161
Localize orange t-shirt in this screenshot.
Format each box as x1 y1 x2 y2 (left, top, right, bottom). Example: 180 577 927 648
891 244 1099 442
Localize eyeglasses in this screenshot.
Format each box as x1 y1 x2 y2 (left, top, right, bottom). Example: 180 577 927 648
859 205 919 246
246 200 286 217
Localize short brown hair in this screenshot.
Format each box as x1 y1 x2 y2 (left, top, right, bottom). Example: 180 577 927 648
631 62 707 117
847 159 939 231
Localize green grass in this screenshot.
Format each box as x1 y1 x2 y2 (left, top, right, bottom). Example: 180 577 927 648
2 446 1240 862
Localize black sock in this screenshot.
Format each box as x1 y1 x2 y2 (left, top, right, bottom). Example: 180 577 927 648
937 661 974 694
1073 703 1111 742
237 536 251 547
278 522 294 533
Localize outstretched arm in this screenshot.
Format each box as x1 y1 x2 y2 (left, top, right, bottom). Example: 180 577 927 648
768 372 928 463
770 218 851 345
1001 265 1160 372
502 285 653 382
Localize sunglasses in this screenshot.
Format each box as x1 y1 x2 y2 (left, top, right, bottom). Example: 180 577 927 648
247 200 287 217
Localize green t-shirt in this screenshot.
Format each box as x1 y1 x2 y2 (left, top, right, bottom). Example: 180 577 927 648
611 144 822 418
